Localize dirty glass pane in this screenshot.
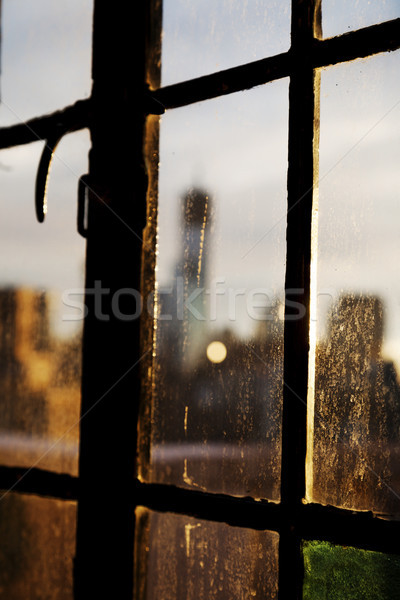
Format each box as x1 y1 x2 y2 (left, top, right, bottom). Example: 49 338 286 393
308 51 400 514
135 508 279 600
0 0 93 125
160 0 291 87
140 81 288 501
322 0 399 40
303 540 400 600
0 491 76 599
0 131 89 476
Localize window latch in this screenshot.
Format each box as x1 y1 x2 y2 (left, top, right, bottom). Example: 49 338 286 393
77 174 90 238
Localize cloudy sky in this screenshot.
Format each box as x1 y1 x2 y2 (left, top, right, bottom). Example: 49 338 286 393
157 1 400 371
317 51 400 370
160 0 400 86
0 1 92 336
0 0 399 362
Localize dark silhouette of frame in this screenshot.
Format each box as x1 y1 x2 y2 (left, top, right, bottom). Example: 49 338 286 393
0 1 400 599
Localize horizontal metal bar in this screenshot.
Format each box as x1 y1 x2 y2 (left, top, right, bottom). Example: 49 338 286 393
135 480 282 531
135 481 400 555
153 52 291 110
0 99 91 150
152 18 400 111
0 20 396 145
0 90 163 151
0 465 78 501
0 470 397 554
314 17 400 69
300 502 400 556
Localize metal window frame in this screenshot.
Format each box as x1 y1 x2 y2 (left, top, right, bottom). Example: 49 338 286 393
0 1 399 599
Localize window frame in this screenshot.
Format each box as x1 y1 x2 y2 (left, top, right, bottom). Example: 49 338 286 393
0 1 399 599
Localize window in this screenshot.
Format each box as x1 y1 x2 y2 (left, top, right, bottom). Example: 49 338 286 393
134 1 400 598
0 1 399 599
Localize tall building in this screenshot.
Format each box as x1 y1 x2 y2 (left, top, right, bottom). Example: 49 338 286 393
176 187 213 370
156 186 213 372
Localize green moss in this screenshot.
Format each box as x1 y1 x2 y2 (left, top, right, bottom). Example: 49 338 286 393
303 540 400 600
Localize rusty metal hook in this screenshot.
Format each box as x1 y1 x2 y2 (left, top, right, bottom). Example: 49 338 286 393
35 130 64 223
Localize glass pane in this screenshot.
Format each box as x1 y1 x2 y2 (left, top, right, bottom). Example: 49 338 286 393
322 0 399 39
0 491 76 599
140 81 288 500
135 508 279 600
308 51 400 514
160 0 291 87
0 0 93 125
303 540 400 600
0 131 89 476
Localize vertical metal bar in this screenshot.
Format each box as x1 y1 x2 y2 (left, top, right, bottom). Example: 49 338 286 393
74 2 150 598
279 1 321 598
136 0 162 489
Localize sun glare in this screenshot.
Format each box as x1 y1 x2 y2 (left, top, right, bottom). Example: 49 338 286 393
206 341 227 364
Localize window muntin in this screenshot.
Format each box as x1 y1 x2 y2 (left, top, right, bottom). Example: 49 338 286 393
0 1 399 598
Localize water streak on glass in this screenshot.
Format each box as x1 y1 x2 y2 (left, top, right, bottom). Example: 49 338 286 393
0 491 76 599
160 0 290 87
135 508 279 600
0 132 90 476
322 0 399 39
303 540 400 600
0 0 93 125
140 81 288 501
308 51 400 515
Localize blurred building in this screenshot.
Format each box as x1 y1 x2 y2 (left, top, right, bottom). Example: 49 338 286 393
157 187 213 371
151 189 284 498
313 293 400 513
0 288 81 473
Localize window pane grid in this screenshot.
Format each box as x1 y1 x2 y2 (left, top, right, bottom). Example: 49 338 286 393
0 1 399 598
137 2 400 599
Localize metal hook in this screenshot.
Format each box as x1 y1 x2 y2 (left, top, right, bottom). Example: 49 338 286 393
35 131 64 223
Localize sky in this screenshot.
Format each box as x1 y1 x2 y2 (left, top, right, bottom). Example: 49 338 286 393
156 1 400 374
0 1 93 336
160 0 400 87
156 79 288 339
0 0 399 359
317 51 400 370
